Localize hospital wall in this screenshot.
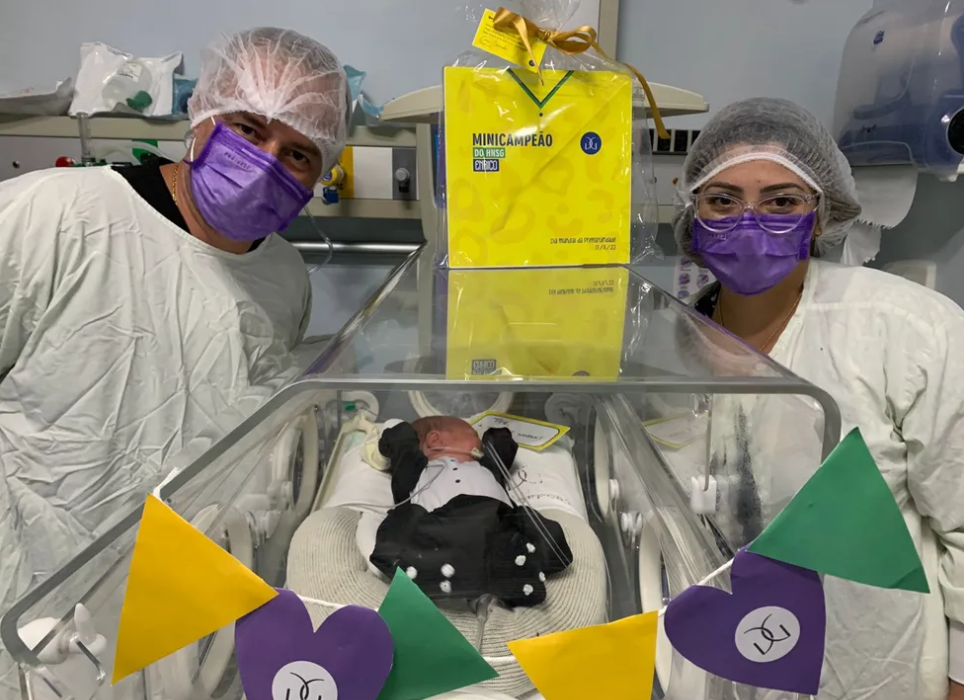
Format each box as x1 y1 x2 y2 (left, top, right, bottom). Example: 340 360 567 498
0 0 871 119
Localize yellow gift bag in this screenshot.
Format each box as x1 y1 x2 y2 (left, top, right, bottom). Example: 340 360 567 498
443 67 634 268
437 6 665 269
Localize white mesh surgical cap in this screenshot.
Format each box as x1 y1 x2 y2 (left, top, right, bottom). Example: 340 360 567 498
188 27 350 176
673 98 862 262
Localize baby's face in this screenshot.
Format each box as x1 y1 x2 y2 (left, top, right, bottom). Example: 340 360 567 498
423 424 482 458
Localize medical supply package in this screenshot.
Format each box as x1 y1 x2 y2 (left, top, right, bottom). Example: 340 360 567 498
70 43 182 117
437 1 662 269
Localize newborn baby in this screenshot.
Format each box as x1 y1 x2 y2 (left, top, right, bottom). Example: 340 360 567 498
369 417 572 607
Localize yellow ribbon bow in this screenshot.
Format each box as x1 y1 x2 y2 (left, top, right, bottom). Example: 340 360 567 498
491 7 670 140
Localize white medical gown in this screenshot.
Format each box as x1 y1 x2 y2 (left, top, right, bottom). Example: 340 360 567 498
691 260 964 700
0 167 310 694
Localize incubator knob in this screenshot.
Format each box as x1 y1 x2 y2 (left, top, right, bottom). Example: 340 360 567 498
608 478 620 505
619 510 644 548
70 604 106 655
689 476 718 515
395 168 412 194
18 604 107 665
256 510 281 539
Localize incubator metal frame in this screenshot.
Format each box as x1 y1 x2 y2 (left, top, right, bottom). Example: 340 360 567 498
0 249 841 700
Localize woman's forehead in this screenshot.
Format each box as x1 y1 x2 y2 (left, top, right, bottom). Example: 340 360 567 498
709 159 807 188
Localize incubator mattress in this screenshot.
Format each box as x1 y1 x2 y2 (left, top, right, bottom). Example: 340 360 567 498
287 426 607 698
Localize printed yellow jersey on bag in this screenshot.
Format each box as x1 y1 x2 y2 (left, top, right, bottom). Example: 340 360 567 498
445 267 629 379
443 66 634 268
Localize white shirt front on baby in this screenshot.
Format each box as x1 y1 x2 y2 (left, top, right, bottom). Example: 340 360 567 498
409 457 513 512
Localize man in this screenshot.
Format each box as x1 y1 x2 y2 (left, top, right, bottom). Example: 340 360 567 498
0 26 348 687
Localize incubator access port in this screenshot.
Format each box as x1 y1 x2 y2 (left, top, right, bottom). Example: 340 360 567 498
948 108 964 154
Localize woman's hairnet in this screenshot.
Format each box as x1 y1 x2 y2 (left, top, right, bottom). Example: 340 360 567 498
188 27 350 176
673 98 861 262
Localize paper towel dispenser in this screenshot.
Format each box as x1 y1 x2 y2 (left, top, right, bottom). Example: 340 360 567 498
834 0 964 180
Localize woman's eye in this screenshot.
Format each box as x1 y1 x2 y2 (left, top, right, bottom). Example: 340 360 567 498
289 150 308 164
763 195 803 211
707 195 736 208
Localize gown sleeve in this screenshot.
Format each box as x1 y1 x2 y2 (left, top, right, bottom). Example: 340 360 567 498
0 171 66 380
899 303 964 683
0 171 71 690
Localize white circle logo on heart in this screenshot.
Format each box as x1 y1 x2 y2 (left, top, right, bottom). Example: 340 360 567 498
734 606 800 663
271 660 339 700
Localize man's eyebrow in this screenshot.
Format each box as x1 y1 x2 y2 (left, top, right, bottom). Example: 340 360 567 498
289 138 321 157
238 112 268 128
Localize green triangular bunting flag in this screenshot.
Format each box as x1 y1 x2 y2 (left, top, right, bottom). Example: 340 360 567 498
377 569 498 700
748 428 929 593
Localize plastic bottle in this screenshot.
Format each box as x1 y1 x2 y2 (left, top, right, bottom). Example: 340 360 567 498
102 60 154 113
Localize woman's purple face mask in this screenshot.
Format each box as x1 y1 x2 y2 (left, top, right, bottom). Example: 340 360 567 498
690 159 819 296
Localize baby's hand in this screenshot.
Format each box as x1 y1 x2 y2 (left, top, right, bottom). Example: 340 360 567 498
378 422 420 463
482 427 517 455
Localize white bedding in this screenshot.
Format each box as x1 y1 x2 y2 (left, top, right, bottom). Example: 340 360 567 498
317 419 589 565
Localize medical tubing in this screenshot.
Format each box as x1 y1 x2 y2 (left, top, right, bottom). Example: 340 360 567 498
334 446 479 512
486 443 574 568
306 214 334 265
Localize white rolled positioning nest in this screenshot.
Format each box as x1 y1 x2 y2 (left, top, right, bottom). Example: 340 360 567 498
287 424 608 698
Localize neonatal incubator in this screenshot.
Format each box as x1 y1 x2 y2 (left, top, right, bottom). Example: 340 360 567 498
0 250 840 700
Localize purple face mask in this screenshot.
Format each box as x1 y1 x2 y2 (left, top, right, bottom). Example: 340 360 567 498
692 212 816 296
187 122 314 242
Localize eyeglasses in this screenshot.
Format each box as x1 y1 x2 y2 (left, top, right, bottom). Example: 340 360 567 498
694 192 819 234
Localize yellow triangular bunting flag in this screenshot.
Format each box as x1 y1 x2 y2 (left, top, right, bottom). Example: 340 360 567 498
507 612 658 700
112 495 277 684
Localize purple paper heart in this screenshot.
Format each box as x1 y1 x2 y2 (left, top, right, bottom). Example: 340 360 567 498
235 589 393 700
664 549 826 695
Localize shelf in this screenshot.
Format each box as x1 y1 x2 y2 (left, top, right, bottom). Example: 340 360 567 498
0 113 679 224
0 115 416 148
381 82 709 124
290 241 419 255
0 115 191 140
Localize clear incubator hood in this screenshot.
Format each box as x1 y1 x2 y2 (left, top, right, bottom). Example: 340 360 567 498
0 250 840 700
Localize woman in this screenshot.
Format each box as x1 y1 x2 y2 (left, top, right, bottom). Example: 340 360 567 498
673 98 964 700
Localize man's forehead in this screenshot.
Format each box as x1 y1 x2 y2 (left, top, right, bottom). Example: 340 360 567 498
237 112 320 152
